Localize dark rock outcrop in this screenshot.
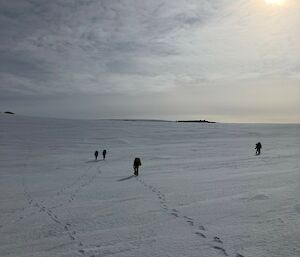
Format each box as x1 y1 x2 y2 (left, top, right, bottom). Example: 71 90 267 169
177 120 216 123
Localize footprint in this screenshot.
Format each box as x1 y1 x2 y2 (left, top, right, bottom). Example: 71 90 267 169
186 220 194 226
69 234 75 240
195 232 206 238
214 236 223 243
213 246 228 256
171 212 179 217
53 218 61 224
183 216 193 221
236 254 244 257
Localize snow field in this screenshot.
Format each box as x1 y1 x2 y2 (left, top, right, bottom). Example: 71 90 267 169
0 115 299 257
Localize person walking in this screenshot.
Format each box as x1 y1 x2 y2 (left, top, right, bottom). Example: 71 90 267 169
255 142 262 155
133 157 142 176
94 150 99 160
103 149 107 160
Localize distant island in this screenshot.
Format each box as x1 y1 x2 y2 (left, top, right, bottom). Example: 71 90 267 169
177 120 216 123
3 111 15 115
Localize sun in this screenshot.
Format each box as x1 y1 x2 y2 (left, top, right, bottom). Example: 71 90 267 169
265 0 286 5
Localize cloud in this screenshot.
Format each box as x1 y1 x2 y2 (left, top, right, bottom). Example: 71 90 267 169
0 0 231 97
0 0 299 122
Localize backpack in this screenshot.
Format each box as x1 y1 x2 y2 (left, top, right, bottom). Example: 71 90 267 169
134 158 141 166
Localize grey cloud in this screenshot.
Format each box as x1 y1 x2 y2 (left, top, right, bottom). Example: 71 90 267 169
0 0 299 122
0 0 227 97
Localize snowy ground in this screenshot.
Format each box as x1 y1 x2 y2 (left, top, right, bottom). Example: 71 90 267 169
0 115 299 257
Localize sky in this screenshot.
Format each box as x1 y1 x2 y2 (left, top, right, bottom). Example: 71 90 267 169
0 0 299 123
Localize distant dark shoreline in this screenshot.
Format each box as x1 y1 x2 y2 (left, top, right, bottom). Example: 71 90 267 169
121 119 217 123
1 111 15 115
177 120 216 123
119 119 171 122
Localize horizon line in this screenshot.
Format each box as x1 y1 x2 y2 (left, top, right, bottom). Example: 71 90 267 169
1 113 299 125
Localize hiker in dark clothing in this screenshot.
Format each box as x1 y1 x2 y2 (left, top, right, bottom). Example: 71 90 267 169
94 150 99 160
133 157 142 176
255 142 262 155
103 149 107 160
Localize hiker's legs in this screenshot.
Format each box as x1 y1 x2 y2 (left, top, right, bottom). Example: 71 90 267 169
134 166 139 176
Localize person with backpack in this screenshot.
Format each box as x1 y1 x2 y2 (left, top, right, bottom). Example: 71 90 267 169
103 149 107 160
133 157 142 176
255 142 262 155
94 150 99 160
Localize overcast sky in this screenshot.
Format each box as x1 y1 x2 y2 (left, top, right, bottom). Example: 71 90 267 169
0 0 299 122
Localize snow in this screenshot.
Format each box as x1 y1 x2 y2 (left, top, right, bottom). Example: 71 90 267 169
0 115 299 257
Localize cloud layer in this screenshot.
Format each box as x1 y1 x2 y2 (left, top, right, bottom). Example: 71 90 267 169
0 0 299 122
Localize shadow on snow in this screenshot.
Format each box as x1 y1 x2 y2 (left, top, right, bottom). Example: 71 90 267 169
117 175 135 182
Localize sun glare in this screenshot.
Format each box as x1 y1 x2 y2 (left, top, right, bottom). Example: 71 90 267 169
265 0 286 5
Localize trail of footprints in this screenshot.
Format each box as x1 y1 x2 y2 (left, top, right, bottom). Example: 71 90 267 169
0 203 31 231
22 181 87 255
55 165 95 198
5 162 246 257
20 167 102 257
136 178 244 257
0 177 42 230
1 153 93 256
50 166 102 209
22 165 101 217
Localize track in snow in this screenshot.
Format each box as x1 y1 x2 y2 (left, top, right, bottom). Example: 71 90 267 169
136 177 245 257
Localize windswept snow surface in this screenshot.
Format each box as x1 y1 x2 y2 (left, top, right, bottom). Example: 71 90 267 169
0 115 299 257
